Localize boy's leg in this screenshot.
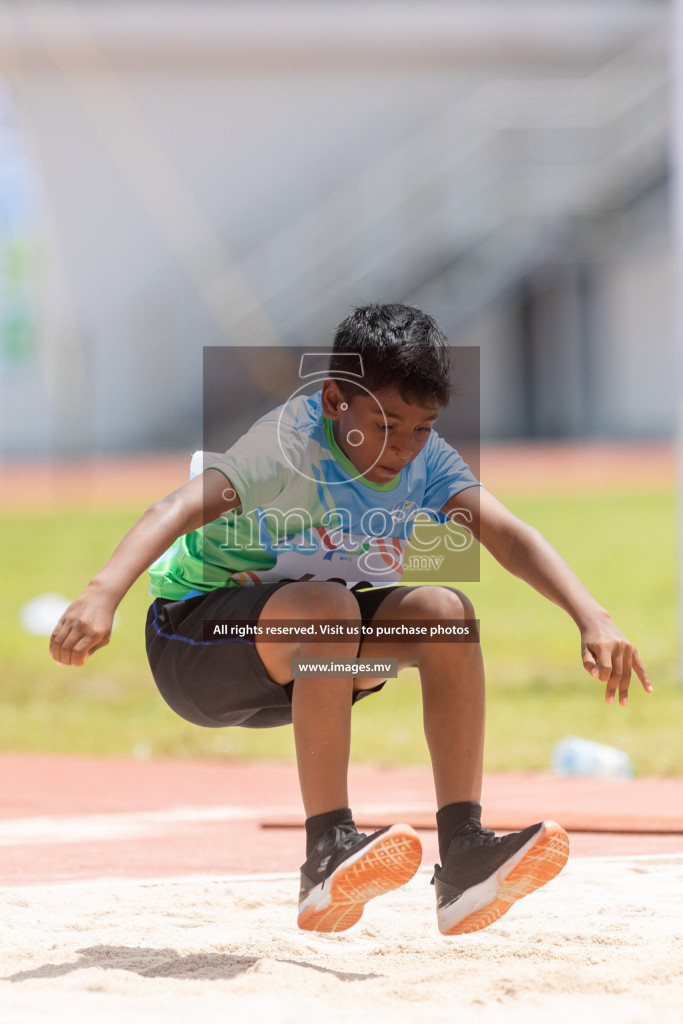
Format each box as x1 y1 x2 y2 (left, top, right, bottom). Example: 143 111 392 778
359 584 569 935
357 584 485 808
254 581 422 932
254 581 359 816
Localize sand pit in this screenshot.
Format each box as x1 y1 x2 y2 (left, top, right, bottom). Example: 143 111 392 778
1 855 682 1024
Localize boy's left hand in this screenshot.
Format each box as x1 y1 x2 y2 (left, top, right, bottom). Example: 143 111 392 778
580 615 653 706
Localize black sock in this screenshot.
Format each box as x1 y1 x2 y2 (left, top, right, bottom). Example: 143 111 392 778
305 807 354 856
436 801 483 862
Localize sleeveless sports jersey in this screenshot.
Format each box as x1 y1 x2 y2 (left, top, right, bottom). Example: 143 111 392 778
148 391 480 599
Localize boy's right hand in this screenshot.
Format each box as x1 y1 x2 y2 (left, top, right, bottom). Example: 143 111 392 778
49 585 117 667
47 468 241 668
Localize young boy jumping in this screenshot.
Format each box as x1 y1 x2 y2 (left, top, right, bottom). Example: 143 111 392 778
49 303 651 936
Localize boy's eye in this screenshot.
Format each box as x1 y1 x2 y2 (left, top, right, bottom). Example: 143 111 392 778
376 423 432 434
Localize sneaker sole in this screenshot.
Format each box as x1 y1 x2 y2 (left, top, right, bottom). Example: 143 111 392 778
298 824 423 933
438 820 569 936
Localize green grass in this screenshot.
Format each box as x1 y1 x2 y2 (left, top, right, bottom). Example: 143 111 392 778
2 489 680 774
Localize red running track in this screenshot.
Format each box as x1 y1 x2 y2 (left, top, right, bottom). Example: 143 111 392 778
1 755 682 887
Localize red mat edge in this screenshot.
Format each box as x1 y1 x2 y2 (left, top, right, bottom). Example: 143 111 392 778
260 815 683 836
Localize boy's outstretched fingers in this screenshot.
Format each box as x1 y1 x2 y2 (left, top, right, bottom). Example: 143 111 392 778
633 648 654 696
581 636 653 706
610 646 630 706
581 642 611 686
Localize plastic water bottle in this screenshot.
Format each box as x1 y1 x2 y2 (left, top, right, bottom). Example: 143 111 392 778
551 736 634 779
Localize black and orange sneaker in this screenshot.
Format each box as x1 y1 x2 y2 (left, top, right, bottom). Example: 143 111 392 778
433 819 569 936
297 822 422 933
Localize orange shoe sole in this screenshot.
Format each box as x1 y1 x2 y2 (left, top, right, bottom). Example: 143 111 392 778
298 824 423 933
440 820 570 936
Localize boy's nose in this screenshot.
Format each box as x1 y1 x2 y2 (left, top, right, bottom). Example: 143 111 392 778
390 437 412 461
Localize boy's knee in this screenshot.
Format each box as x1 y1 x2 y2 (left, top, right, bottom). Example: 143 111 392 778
277 581 361 623
408 585 475 621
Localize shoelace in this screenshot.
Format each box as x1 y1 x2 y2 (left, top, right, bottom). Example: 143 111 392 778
323 823 368 852
306 823 370 882
431 821 501 883
450 820 499 847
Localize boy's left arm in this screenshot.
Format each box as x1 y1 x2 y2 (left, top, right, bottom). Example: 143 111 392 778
441 487 653 707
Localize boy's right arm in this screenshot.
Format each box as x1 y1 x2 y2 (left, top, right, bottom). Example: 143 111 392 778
49 469 240 667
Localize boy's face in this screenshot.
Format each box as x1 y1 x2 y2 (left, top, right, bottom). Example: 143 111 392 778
321 381 439 483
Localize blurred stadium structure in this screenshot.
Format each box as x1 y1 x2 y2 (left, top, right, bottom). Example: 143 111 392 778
0 0 672 455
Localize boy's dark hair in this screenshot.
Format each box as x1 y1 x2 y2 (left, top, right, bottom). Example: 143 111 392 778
329 303 452 407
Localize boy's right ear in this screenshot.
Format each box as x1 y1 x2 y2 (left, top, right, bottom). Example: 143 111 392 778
321 379 348 420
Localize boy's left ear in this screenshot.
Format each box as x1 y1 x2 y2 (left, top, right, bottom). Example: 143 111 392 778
321 379 346 420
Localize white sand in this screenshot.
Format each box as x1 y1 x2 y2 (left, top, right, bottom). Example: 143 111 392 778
1 856 682 1024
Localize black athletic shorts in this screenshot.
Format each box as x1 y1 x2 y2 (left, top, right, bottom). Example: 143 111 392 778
145 581 403 730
